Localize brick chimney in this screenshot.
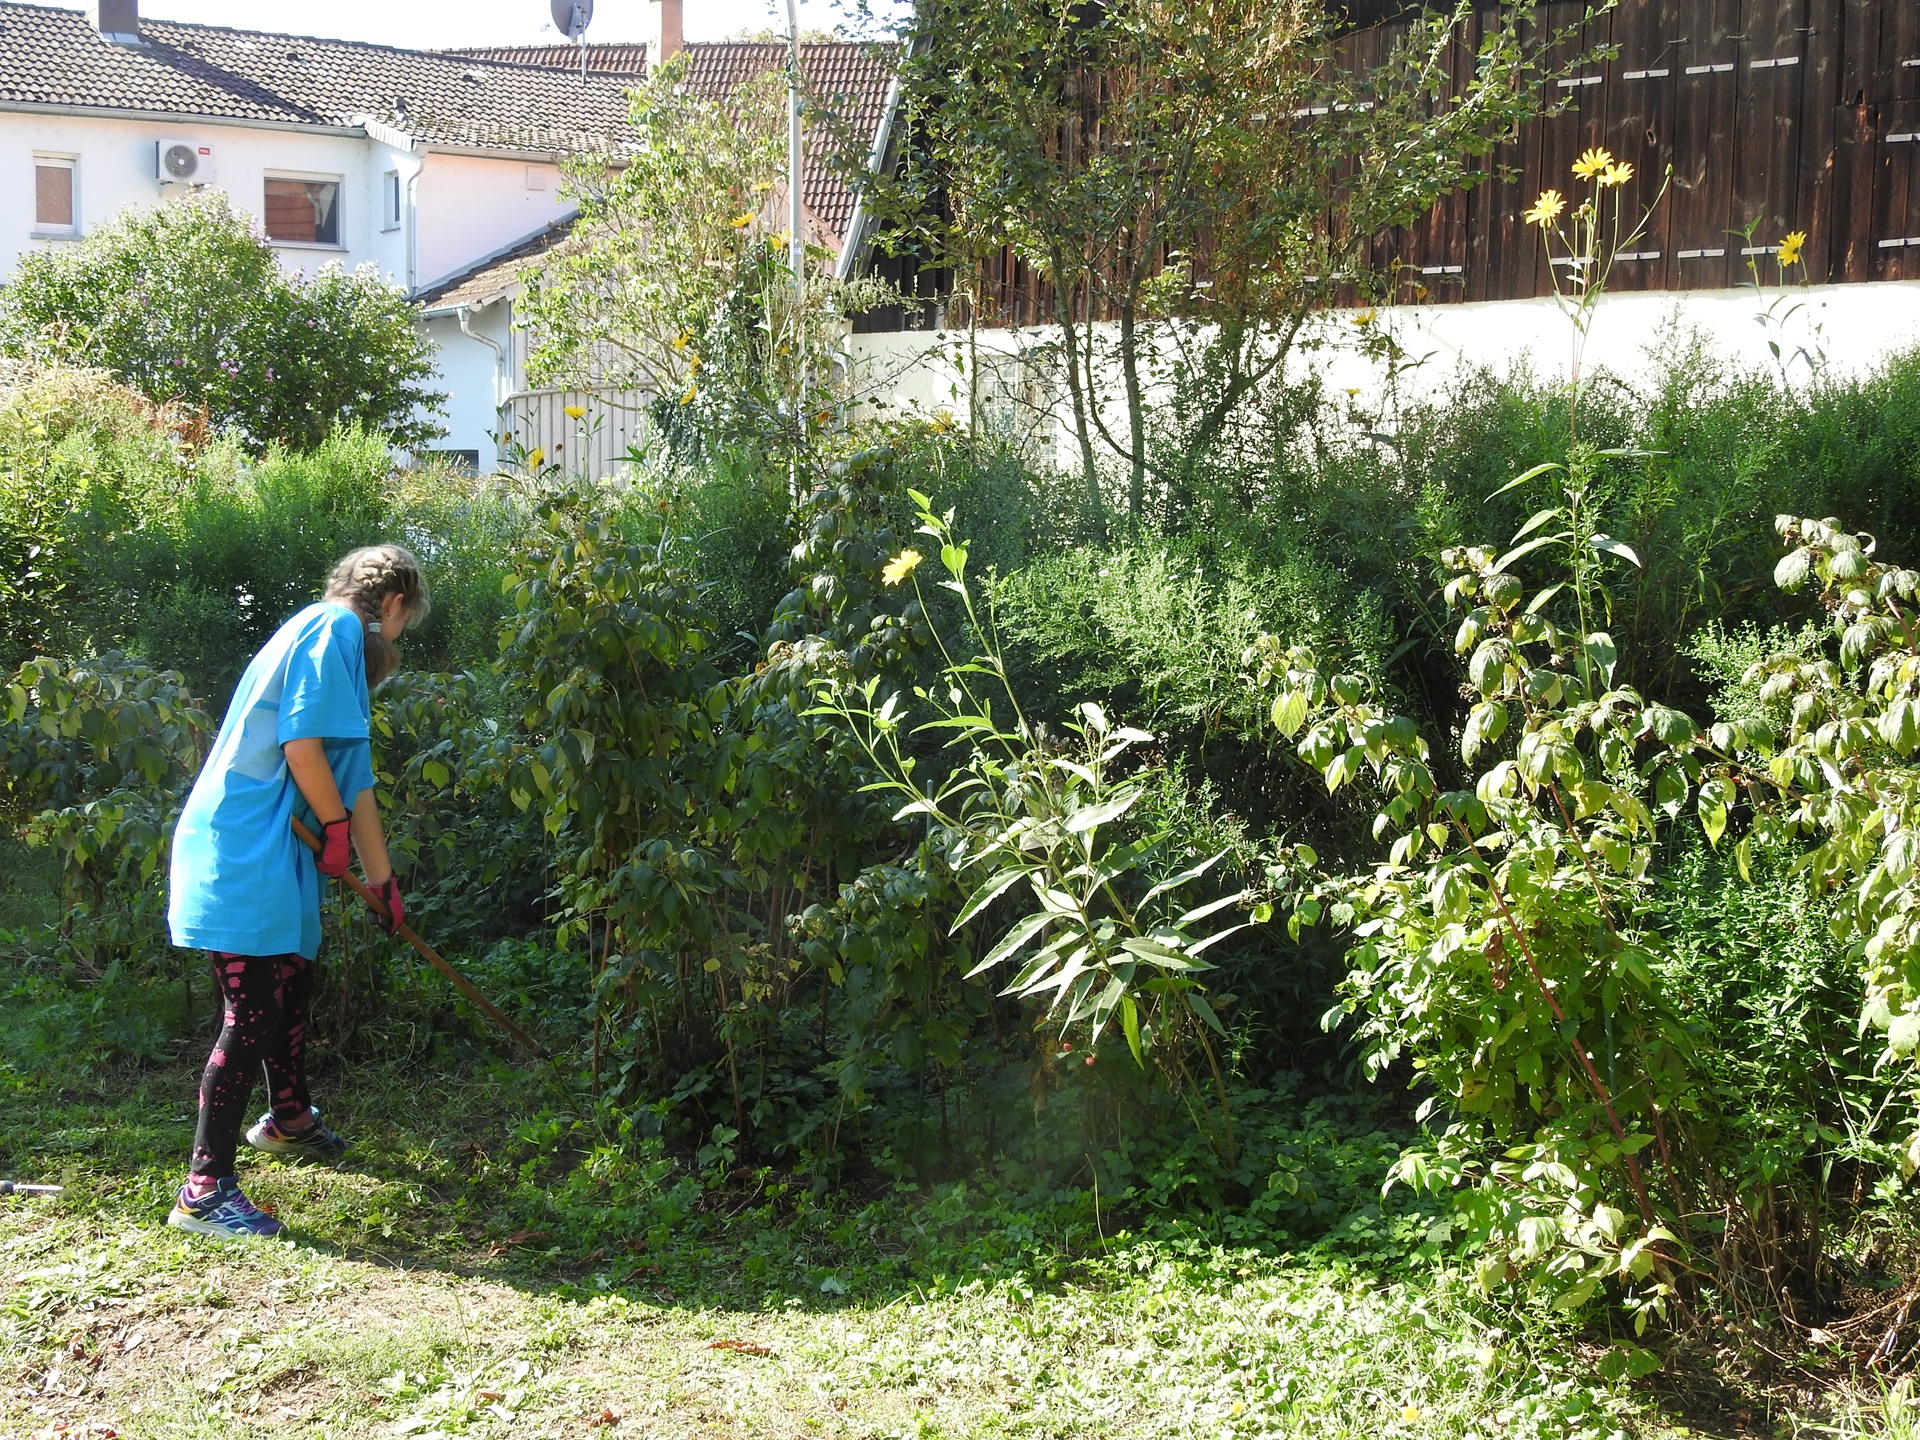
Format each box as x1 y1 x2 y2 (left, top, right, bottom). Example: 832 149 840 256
648 0 682 66
89 0 144 45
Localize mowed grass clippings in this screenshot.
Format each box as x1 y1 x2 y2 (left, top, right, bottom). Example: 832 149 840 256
0 975 1668 1440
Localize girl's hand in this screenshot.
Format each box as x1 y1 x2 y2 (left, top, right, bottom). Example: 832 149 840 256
372 876 405 935
317 817 352 877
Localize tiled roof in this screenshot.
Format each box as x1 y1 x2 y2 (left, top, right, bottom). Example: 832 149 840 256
416 215 578 311
446 43 649 76
681 43 897 243
0 2 638 155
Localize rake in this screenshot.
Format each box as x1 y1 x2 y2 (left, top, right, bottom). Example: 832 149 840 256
291 817 547 1059
0 1181 63 1197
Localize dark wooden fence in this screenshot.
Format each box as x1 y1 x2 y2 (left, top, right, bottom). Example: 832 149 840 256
855 0 1920 330
1378 0 1920 300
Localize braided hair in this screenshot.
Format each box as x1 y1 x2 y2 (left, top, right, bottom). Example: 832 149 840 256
322 545 430 687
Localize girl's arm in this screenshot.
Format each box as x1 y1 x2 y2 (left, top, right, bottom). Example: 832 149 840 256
348 787 393 885
283 737 348 823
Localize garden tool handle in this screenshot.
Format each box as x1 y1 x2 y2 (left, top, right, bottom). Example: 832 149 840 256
290 817 547 1058
0 1181 63 1196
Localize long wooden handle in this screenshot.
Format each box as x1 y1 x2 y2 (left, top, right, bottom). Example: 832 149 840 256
292 817 547 1058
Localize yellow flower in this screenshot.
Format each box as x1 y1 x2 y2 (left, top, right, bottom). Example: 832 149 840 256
729 212 755 228
564 404 587 419
1344 387 1362 396
1401 1404 1422 1423
1525 189 1566 227
1353 308 1375 327
882 549 923 586
1571 147 1614 180
1600 161 1634 187
679 385 697 405
526 447 546 469
929 409 953 434
671 331 691 351
1778 229 1807 266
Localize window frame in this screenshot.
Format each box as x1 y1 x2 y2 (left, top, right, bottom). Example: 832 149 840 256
381 169 403 232
32 153 79 238
262 170 346 249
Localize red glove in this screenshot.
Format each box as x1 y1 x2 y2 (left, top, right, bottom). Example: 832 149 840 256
372 875 405 935
316 817 352 878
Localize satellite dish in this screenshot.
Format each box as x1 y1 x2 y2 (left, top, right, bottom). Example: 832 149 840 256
550 0 592 39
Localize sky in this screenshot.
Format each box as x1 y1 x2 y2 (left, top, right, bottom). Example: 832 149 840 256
136 0 903 49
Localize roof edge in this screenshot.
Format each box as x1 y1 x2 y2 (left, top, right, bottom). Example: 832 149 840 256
0 96 365 137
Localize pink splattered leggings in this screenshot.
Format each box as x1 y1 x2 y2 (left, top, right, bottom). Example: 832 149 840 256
188 952 315 1181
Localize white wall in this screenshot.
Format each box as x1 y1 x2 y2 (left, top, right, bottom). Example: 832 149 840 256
421 303 511 469
414 152 570 293
0 111 403 280
849 280 1920 470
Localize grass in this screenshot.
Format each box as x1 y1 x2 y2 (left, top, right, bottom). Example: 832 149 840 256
0 958 1690 1440
0 954 1907 1440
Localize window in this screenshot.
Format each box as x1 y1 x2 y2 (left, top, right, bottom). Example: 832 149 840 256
34 155 76 233
382 170 402 231
263 176 340 245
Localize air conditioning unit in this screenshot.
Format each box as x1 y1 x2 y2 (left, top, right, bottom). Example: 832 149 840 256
155 140 215 185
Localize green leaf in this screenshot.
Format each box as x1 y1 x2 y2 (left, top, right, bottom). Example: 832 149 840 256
1492 535 1563 573
964 909 1054 978
1139 849 1228 908
1773 547 1812 592
1172 889 1248 929
1489 460 1564 498
1271 688 1310 739
1063 785 1147 834
951 865 1033 929
1589 534 1641 567
1511 506 1562 541
1121 993 1144 1066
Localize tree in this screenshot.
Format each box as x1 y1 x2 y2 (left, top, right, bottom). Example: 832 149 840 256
523 53 895 461
0 190 443 452
873 0 1577 530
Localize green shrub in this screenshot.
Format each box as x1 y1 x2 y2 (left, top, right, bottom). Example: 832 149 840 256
0 190 443 451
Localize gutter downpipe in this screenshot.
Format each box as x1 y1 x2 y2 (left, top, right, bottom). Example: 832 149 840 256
456 303 507 465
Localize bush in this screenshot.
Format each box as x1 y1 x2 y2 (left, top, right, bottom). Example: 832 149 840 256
0 191 443 452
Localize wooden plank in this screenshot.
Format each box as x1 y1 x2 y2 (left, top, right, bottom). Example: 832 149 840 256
1877 101 1920 280
1731 0 1805 272
1670 0 1740 289
1833 100 1877 279
1605 0 1678 293
1837 0 1880 108
1799 0 1842 281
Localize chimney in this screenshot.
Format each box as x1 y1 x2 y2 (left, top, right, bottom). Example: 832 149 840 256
647 0 683 67
89 0 144 45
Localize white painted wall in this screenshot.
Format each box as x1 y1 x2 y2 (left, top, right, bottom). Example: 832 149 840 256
421 303 511 469
414 152 570 293
849 280 1920 471
0 111 404 279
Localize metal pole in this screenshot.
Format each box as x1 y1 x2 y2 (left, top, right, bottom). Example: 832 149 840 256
785 0 806 449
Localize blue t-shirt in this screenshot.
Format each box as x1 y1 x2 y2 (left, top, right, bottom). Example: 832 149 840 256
168 602 377 960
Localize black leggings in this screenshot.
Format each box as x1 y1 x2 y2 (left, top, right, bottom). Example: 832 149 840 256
189 952 315 1181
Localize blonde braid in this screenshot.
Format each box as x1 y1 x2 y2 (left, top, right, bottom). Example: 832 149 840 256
322 545 430 685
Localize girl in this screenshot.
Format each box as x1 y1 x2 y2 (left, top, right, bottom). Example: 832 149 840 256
165 545 429 1239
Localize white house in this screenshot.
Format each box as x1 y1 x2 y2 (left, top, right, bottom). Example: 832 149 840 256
0 0 654 464
0 0 902 471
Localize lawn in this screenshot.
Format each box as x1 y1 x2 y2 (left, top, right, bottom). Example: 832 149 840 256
0 963 1695 1440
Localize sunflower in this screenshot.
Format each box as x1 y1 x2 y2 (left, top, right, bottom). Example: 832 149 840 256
526 447 546 469
729 212 755 228
882 549 923 586
1524 189 1566 227
1778 230 1807 266
1572 147 1614 180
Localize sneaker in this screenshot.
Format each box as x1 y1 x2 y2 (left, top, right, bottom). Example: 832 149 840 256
166 1176 286 1240
246 1106 348 1164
